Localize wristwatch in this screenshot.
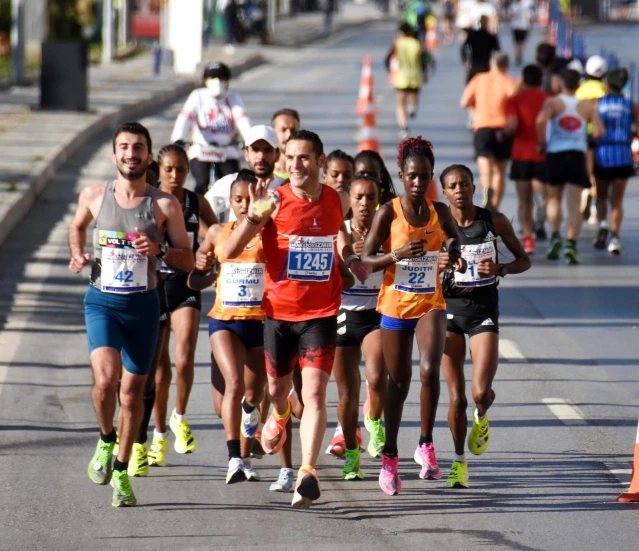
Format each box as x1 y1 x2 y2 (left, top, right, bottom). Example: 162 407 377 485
345 254 360 268
157 243 167 259
498 263 508 278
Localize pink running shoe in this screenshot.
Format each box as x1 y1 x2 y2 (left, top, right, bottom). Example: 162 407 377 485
379 454 402 495
414 443 442 480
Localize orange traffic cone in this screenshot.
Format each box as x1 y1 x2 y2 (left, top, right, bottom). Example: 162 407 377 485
617 417 639 502
357 91 379 153
356 56 374 115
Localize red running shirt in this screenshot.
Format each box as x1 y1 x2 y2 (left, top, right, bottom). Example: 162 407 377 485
261 184 344 322
506 88 551 162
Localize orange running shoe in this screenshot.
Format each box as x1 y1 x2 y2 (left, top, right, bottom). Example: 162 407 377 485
260 395 294 454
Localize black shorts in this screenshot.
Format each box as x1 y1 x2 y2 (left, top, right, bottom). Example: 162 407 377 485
447 313 499 336
474 128 513 161
264 315 337 378
164 275 202 313
546 150 589 188
336 308 380 348
513 29 528 43
509 160 546 182
594 164 635 181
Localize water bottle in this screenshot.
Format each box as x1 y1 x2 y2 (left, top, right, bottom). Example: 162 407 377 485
252 193 280 216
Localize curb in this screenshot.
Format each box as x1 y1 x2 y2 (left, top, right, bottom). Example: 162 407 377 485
0 54 265 248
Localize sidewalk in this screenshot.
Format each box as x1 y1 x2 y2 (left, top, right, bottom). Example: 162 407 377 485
0 1 384 247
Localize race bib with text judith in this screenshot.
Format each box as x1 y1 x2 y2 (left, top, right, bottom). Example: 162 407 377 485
220 262 265 307
99 230 148 294
454 242 496 287
287 236 334 282
394 252 439 294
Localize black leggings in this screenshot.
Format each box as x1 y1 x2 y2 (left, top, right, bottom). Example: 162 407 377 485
190 158 240 195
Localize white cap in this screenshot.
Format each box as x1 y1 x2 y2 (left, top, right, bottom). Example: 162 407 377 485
245 125 279 149
585 55 608 79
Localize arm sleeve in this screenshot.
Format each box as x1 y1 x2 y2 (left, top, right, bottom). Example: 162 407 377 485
170 91 199 143
228 92 252 143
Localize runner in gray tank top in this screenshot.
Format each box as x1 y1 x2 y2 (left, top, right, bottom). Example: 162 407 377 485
68 123 194 508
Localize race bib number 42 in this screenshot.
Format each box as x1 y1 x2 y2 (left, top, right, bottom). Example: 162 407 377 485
287 236 334 281
394 252 439 294
220 262 265 307
454 242 496 287
99 230 148 293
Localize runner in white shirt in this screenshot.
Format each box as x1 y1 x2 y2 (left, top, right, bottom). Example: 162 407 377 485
205 125 286 222
508 0 534 66
171 62 252 195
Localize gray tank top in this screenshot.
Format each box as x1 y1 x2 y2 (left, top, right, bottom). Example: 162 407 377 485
91 180 163 293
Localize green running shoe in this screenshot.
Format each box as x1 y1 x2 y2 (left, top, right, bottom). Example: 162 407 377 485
546 235 563 260
88 439 115 485
364 413 385 458
468 408 490 455
343 448 364 481
446 461 469 488
111 469 137 507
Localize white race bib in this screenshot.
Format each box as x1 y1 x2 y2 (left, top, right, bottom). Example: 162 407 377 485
454 242 497 287
220 262 265 307
287 236 334 282
394 252 439 294
99 230 148 293
160 233 195 274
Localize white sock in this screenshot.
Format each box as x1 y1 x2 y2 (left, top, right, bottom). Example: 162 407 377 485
474 408 485 422
453 453 466 463
154 429 168 439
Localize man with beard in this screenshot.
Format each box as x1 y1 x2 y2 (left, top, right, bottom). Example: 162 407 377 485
68 122 194 507
205 125 284 222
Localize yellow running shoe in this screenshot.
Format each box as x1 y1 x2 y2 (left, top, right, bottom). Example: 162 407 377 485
128 442 149 477
111 469 137 507
169 410 196 454
446 461 469 488
343 448 364 481
468 408 490 455
148 433 169 467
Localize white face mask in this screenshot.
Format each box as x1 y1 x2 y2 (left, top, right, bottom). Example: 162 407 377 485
206 78 228 98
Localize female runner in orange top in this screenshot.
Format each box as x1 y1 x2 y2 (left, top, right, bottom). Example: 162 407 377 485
362 137 466 496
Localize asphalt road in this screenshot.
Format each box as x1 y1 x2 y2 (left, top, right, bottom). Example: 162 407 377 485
1 22 639 551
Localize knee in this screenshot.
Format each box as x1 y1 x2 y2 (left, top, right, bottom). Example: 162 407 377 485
419 361 440 386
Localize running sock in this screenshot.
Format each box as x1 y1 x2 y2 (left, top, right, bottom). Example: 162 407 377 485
154 429 169 439
383 446 398 459
453 453 467 463
100 429 117 444
113 459 128 472
474 409 486 422
242 399 256 414
419 436 433 446
274 400 291 420
227 439 241 460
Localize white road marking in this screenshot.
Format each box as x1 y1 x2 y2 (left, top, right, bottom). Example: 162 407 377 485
542 398 587 425
499 338 525 360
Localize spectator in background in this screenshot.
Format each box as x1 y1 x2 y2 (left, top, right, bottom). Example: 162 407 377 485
461 15 500 83
461 52 515 209
505 64 551 253
576 55 608 225
508 0 534 66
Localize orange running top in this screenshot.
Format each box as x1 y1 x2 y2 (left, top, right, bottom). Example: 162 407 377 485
209 222 265 321
377 198 446 319
261 183 344 322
